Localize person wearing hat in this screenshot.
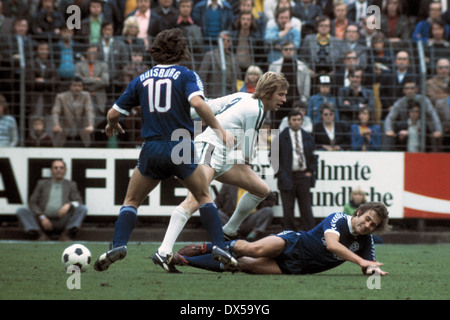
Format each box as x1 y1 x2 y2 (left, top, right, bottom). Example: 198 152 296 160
307 74 339 124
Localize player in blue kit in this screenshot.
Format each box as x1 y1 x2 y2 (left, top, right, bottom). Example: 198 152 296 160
94 28 236 272
172 202 391 275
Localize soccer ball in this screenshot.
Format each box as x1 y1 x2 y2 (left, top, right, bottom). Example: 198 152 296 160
62 244 92 272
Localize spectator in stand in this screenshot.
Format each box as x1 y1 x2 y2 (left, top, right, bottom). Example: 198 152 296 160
279 101 313 133
425 19 450 70
263 0 295 22
77 0 105 45
231 10 264 78
264 6 301 63
379 50 417 119
119 16 147 60
337 65 374 122
1 0 28 18
75 45 109 124
0 94 18 147
0 1 14 36
346 0 371 27
343 186 366 216
384 81 443 151
334 49 362 90
192 0 234 44
54 25 84 88
273 108 317 231
30 0 65 40
313 101 349 151
29 41 57 117
300 15 348 78
393 100 426 151
25 115 53 147
331 1 353 40
16 159 87 241
292 0 323 39
176 0 203 60
359 14 378 48
96 21 130 102
122 49 150 85
127 0 163 49
269 40 310 124
426 58 450 105
307 74 339 125
350 105 381 151
435 97 450 151
198 31 238 97
412 1 450 42
237 0 266 35
380 0 411 43
343 24 367 69
365 31 395 86
52 76 95 148
239 65 263 93
79 0 123 36
154 0 178 30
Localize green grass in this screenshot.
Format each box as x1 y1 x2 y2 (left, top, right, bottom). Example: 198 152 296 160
0 242 449 300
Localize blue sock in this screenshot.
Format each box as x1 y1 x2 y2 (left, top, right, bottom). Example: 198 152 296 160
113 206 138 247
199 202 225 249
184 254 224 272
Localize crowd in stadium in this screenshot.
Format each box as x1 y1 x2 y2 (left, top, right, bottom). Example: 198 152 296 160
0 0 449 151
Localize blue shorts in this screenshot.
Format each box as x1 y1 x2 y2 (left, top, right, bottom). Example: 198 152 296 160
275 230 306 275
137 139 198 180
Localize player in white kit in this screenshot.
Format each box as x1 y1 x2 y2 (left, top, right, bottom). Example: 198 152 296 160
153 72 289 272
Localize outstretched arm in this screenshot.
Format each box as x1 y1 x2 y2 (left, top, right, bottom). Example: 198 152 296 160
324 232 388 275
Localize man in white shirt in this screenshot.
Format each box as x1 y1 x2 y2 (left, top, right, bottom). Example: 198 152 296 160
153 72 289 272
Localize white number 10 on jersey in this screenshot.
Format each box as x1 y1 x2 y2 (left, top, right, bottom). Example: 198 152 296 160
143 78 172 113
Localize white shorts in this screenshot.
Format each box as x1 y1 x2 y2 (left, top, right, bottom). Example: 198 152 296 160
195 141 234 179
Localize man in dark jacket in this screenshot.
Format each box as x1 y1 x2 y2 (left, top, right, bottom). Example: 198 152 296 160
272 109 318 231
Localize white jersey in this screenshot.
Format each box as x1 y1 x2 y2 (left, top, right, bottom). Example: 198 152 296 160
194 92 266 162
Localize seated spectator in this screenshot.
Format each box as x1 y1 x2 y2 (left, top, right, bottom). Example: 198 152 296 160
292 0 323 39
119 16 147 60
237 0 266 35
176 0 204 60
231 10 264 77
96 21 130 102
75 45 110 124
384 81 443 151
122 49 151 85
365 31 395 86
350 106 381 151
52 76 95 147
30 0 65 40
307 74 339 124
154 0 178 30
25 115 53 147
331 1 353 40
198 31 238 97
54 26 84 88
76 0 104 45
127 0 163 48
412 1 450 42
379 0 411 43
334 49 361 91
239 65 263 93
394 100 433 152
343 24 367 69
337 66 374 122
425 20 450 70
346 0 370 26
29 41 57 117
216 184 275 241
16 159 87 241
192 0 234 43
313 101 349 151
0 94 18 147
268 40 310 120
426 58 450 105
264 6 301 63
263 0 295 22
379 50 417 119
299 15 349 78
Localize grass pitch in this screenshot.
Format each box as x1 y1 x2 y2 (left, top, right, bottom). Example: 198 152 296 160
0 241 449 301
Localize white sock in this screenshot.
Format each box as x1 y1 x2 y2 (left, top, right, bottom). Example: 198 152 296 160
223 192 266 236
158 206 190 257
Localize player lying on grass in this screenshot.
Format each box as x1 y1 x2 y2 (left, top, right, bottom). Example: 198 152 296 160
153 72 289 272
171 202 391 275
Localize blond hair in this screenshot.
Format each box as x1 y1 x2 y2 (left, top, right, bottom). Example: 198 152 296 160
253 72 289 100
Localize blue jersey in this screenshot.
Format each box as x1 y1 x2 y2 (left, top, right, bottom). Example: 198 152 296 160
276 212 375 274
113 64 204 139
